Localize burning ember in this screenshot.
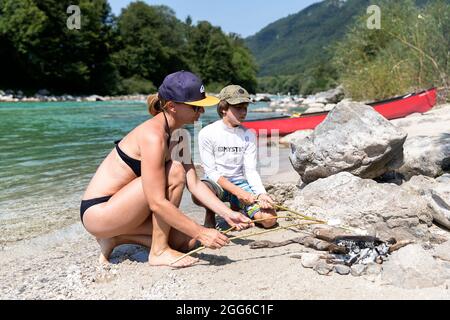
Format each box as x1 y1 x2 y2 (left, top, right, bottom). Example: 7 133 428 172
327 236 396 266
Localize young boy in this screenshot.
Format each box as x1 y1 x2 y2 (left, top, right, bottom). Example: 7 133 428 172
193 85 277 229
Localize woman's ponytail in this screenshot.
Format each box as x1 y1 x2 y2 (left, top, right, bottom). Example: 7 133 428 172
147 94 167 116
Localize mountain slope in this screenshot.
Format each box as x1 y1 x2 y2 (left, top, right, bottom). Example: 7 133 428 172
245 0 371 76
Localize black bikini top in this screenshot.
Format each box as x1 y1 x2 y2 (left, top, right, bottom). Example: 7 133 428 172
114 112 171 177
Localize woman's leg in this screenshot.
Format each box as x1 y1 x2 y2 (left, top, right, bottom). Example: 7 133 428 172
191 182 219 228
148 161 199 267
83 161 198 266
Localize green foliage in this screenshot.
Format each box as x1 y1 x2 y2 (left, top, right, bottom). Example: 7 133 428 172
246 0 371 77
333 0 450 100
0 0 258 95
184 22 258 93
0 0 118 94
120 75 156 94
113 2 189 87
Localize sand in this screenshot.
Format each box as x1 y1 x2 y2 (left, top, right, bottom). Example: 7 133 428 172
1 139 449 300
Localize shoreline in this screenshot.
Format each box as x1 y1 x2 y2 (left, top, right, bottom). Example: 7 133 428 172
1 106 449 299
1 147 449 299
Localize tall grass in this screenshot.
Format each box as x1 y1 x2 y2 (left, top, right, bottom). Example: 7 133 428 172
333 0 449 102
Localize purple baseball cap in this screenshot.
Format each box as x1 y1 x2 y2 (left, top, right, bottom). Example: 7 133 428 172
158 71 219 107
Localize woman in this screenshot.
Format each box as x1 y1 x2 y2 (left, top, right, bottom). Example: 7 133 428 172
80 71 252 268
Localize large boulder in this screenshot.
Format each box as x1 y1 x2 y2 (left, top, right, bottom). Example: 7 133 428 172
289 101 407 184
381 244 447 289
285 172 434 241
390 104 450 180
402 174 450 229
398 135 449 179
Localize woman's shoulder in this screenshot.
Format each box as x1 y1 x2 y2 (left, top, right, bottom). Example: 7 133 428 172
137 119 165 144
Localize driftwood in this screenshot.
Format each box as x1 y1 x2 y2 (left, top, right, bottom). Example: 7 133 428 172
250 226 414 257
388 239 415 253
250 233 348 254
312 227 353 242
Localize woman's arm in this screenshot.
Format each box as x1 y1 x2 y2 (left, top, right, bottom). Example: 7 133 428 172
185 163 253 230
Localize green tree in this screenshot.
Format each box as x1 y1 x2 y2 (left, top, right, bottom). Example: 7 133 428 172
0 0 118 94
113 1 189 93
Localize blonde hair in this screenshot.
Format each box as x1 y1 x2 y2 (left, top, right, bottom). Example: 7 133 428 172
147 94 168 116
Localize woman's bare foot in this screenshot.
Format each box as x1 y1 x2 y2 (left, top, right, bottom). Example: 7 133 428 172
97 238 117 264
149 247 199 268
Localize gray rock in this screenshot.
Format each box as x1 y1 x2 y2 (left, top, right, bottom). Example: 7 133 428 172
290 101 407 184
334 264 351 275
402 175 450 229
285 172 434 241
351 264 367 276
307 86 345 104
381 244 446 289
37 89 50 96
264 183 298 207
365 263 382 275
305 104 325 112
396 136 449 180
301 253 322 268
313 261 333 275
434 241 450 262
324 104 336 111
279 130 313 147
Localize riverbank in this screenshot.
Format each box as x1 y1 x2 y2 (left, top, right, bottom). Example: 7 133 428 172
0 90 148 103
1 146 449 300
1 102 449 300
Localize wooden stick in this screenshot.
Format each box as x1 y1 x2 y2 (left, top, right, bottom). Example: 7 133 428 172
272 204 327 224
169 219 323 266
169 215 290 266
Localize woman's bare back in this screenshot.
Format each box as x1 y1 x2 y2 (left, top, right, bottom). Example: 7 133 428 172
82 118 169 200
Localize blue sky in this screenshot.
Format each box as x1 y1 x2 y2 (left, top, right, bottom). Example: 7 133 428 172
109 0 320 37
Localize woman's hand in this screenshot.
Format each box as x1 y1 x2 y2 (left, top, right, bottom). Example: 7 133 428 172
236 190 256 206
195 227 230 249
223 211 254 231
257 194 275 210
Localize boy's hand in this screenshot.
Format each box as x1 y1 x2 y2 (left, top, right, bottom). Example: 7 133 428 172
224 211 254 231
257 194 275 209
236 191 256 206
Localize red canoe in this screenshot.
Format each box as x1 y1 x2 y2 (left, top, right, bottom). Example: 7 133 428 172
242 88 437 136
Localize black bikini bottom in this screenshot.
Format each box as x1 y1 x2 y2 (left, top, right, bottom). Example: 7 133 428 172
80 195 112 225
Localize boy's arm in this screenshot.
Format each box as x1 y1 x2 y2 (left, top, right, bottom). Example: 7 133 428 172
243 131 266 196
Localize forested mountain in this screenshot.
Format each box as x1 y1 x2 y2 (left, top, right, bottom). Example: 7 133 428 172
245 0 370 77
245 0 448 96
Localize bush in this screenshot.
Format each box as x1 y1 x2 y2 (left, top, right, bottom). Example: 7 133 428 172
120 76 156 95
333 0 450 101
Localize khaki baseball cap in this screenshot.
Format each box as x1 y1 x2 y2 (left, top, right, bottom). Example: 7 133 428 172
218 85 252 105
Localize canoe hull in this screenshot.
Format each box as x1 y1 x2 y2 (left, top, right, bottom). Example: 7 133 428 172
242 88 437 136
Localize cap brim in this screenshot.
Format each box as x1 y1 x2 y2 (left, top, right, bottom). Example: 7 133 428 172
226 97 252 105
184 95 220 107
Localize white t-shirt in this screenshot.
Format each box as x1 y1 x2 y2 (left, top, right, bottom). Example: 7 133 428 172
198 119 266 195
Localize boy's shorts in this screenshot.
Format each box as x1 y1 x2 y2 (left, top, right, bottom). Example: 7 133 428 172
201 178 261 219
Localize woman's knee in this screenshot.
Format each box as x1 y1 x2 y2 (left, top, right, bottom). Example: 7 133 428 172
167 161 186 188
